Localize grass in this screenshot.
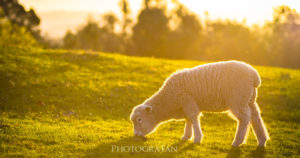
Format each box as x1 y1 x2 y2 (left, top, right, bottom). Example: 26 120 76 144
0 46 299 157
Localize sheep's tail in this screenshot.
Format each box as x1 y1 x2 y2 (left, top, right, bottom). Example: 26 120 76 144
252 69 261 87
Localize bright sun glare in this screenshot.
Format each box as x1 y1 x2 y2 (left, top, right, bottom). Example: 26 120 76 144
19 0 300 38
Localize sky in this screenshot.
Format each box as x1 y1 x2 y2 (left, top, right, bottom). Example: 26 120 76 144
19 0 300 39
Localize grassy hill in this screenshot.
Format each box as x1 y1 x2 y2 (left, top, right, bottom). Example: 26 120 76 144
0 46 299 157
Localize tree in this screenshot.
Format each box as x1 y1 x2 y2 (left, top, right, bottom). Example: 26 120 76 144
102 13 118 33
119 0 132 35
0 17 37 47
119 0 132 53
76 20 102 51
201 19 266 64
63 30 77 49
0 0 40 37
168 2 202 59
267 5 300 68
131 0 170 57
63 14 122 52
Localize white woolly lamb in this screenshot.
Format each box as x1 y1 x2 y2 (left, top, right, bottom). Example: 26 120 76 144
130 61 269 147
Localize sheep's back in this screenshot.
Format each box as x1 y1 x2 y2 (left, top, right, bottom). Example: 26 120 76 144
170 61 260 110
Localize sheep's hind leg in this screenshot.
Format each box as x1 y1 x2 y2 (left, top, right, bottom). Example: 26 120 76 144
250 102 269 146
181 119 192 141
230 106 251 147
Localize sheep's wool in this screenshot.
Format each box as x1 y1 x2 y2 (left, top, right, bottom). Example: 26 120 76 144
131 61 269 147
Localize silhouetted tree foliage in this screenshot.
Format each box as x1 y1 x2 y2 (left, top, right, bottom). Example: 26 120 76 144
132 1 169 57
119 0 131 35
63 30 76 49
168 3 202 59
119 0 132 53
0 0 40 38
202 20 262 62
0 16 37 47
0 1 40 47
266 6 300 68
62 0 300 68
63 15 122 52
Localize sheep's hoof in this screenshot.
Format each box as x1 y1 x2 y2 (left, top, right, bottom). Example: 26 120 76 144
194 141 201 145
181 136 191 141
193 139 201 144
134 135 147 141
258 142 266 147
142 137 147 141
231 142 241 147
231 144 240 148
258 138 267 147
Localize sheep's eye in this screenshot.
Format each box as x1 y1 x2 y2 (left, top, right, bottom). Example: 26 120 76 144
137 118 142 123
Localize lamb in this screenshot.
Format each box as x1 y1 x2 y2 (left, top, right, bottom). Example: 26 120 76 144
130 61 269 147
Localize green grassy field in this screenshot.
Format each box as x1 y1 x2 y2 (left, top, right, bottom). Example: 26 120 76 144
0 46 299 157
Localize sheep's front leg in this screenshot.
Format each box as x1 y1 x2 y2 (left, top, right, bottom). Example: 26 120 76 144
191 118 202 143
182 96 201 143
182 119 192 141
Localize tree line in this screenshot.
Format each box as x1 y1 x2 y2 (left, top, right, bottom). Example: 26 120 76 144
1 0 300 68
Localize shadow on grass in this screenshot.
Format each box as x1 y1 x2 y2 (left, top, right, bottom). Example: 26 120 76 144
84 137 198 158
226 147 242 158
225 146 265 158
251 146 266 158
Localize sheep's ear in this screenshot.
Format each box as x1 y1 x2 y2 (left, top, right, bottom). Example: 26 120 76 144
144 105 152 113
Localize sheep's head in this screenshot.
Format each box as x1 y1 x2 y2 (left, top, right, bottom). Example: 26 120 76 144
130 104 158 137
